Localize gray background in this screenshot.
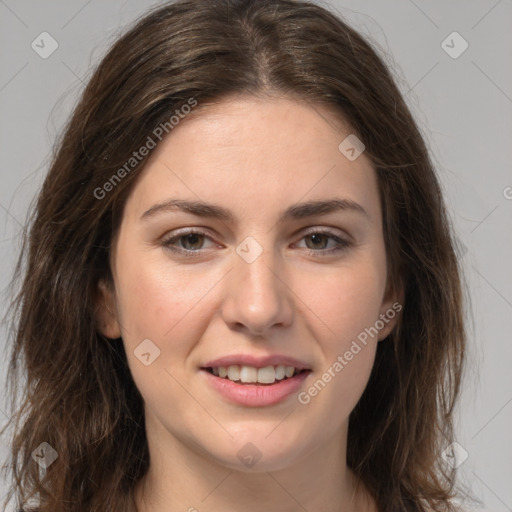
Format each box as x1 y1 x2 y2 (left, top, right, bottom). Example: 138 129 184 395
1 1 511 510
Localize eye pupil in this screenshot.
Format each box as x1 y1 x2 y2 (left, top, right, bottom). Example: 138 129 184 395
307 233 327 249
182 233 203 249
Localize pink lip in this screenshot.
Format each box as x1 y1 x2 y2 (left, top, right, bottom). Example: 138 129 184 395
201 369 311 407
201 354 311 371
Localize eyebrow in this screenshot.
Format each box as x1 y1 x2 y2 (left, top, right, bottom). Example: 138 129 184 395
140 198 371 224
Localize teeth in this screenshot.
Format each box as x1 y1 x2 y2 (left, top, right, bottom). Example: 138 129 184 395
211 364 300 384
257 365 275 384
240 366 258 383
227 365 240 381
275 365 286 380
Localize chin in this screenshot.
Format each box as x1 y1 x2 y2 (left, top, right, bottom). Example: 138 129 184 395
200 434 310 473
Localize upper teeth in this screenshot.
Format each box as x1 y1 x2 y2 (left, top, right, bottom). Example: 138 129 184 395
211 365 298 384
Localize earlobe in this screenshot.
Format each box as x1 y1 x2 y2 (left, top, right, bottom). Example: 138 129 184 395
377 279 405 342
94 278 122 339
377 300 403 341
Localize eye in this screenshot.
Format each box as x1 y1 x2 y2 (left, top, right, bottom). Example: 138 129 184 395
295 229 352 256
160 228 352 258
161 229 215 256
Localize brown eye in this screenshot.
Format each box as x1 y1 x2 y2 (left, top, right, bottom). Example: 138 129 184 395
297 230 352 256
161 229 216 257
304 233 330 250
177 233 206 251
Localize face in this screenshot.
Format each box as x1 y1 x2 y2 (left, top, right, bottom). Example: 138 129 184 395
96 95 401 472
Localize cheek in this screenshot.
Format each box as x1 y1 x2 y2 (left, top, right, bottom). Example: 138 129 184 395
117 259 203 330
297 344 376 447
294 257 384 406
113 249 223 367
300 256 386 348
113 256 219 411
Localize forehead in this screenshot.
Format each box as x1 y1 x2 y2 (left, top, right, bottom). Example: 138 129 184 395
123 94 381 226
172 94 351 150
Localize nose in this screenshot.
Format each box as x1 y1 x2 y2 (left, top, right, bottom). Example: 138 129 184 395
221 245 294 337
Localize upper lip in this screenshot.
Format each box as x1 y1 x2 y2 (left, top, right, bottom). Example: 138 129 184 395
202 354 312 371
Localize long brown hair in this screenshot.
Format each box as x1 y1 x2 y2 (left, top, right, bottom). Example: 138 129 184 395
1 0 468 510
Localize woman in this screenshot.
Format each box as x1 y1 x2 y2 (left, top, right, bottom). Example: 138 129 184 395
1 0 468 510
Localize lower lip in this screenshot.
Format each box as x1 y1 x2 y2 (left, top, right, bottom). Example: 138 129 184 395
201 369 311 407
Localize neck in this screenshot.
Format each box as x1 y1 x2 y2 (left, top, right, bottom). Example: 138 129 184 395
132 412 377 512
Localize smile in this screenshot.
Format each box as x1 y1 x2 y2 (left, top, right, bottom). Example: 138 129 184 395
201 367 312 407
206 364 303 384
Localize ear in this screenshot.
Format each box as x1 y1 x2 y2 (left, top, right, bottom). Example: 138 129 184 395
93 278 122 339
377 276 405 342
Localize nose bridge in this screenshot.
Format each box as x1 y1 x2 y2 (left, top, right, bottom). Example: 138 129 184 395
222 235 292 334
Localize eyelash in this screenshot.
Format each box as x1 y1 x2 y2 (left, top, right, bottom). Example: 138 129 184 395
160 228 352 258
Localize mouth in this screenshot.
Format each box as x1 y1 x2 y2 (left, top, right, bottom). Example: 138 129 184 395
200 365 312 407
201 365 312 385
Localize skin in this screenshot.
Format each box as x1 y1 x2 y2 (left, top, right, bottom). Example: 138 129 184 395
96 94 402 512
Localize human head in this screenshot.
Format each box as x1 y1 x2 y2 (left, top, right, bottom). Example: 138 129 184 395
3 1 466 511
